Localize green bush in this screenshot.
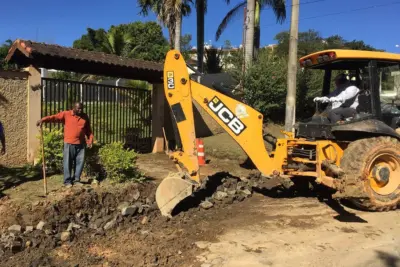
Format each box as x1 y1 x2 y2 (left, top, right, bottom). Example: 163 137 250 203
98 142 142 183
36 128 102 178
36 128 64 174
83 143 102 179
243 53 288 122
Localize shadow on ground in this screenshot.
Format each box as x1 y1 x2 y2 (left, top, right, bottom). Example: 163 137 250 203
0 165 42 196
170 170 369 223
375 250 400 267
171 172 228 216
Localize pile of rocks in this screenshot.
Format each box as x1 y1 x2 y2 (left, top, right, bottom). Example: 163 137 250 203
0 187 157 257
199 176 256 210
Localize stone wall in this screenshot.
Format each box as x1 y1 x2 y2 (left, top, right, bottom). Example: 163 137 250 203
0 73 28 166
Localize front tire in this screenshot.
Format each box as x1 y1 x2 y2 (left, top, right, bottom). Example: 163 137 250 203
340 136 400 211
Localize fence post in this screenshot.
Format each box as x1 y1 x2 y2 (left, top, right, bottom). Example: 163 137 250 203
27 66 42 164
151 83 165 153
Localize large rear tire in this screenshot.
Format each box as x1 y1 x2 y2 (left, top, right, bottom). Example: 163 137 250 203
340 136 400 211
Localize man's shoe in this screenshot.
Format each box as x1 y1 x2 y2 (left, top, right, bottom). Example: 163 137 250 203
64 183 73 188
74 181 83 187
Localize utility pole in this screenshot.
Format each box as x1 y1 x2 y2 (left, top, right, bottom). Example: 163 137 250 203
284 0 300 133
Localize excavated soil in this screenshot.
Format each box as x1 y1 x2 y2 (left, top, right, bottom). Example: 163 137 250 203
0 172 270 267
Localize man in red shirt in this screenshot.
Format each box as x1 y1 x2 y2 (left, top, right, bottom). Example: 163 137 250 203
37 102 94 187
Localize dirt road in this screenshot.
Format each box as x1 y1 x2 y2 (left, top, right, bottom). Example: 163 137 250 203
1 154 400 267
194 195 400 267
137 154 400 267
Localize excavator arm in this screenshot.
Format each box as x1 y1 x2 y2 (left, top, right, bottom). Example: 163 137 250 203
164 50 275 176
156 50 278 216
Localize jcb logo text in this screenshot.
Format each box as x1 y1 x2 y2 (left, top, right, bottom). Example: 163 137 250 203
208 96 246 136
167 71 175 89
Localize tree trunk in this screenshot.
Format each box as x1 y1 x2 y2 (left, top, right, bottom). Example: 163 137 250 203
168 28 175 49
244 0 255 67
196 0 205 73
253 1 260 58
174 13 182 51
284 0 300 133
254 25 260 58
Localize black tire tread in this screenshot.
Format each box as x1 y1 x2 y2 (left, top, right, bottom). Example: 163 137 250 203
340 136 400 211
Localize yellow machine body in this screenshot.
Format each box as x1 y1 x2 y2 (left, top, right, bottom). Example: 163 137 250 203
156 49 400 216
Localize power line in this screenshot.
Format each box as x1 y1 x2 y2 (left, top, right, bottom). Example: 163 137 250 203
261 0 327 11
263 1 400 27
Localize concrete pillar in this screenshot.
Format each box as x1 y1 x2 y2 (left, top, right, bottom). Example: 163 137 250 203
27 66 42 163
151 83 165 153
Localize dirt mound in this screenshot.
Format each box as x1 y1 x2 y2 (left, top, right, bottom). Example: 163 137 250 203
0 182 160 266
0 172 286 267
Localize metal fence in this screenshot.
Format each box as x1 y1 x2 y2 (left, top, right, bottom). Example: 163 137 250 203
41 78 152 152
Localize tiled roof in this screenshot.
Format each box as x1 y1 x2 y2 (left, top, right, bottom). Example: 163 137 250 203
5 39 163 82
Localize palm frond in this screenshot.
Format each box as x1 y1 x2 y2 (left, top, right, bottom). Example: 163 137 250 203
215 1 246 41
260 0 286 24
128 45 143 58
137 0 157 16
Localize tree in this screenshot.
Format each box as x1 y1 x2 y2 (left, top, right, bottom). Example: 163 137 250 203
196 0 206 72
274 30 381 58
180 34 193 60
275 30 324 57
215 0 286 57
73 22 169 62
344 40 379 51
0 40 13 69
195 0 231 73
138 0 193 50
204 46 224 73
244 0 256 67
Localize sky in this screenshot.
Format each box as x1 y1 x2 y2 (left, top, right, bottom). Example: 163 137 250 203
1 0 400 53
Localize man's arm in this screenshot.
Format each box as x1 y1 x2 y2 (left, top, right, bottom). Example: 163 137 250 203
37 111 65 127
330 86 360 104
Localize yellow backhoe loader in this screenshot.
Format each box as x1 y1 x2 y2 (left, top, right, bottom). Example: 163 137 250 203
156 49 400 217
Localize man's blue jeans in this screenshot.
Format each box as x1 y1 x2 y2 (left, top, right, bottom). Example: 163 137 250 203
63 143 85 185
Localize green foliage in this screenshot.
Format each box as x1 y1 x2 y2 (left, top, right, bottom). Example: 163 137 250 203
125 80 152 90
35 129 143 183
51 71 83 81
180 34 193 60
243 52 288 121
274 29 382 58
73 21 169 62
98 142 142 183
239 49 326 122
36 128 64 174
223 29 382 122
137 0 193 47
0 40 14 70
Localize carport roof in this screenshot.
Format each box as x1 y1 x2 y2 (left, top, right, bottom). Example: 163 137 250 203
5 39 164 83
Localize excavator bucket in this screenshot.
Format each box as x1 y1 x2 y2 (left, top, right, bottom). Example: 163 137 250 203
155 172 194 217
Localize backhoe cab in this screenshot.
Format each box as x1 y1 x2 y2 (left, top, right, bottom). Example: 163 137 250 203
156 49 400 217
297 50 400 140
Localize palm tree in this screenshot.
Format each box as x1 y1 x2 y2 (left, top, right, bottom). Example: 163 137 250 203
245 0 256 66
84 27 141 57
216 0 286 60
138 0 192 50
196 0 206 72
195 0 230 73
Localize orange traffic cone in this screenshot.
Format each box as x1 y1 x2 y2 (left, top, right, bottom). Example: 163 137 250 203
196 138 206 166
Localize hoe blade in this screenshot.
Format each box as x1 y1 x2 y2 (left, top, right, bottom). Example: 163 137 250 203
156 173 194 217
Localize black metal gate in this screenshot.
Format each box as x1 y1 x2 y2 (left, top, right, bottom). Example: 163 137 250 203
41 78 152 152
